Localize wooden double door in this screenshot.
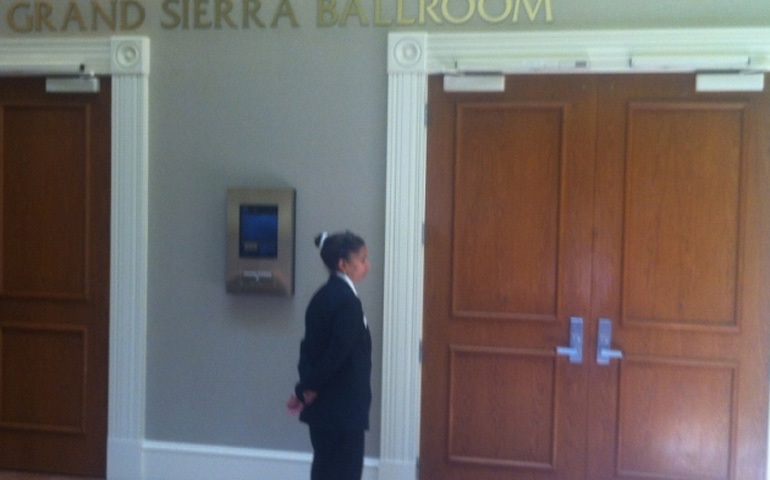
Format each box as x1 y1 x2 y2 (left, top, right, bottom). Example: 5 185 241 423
422 74 770 479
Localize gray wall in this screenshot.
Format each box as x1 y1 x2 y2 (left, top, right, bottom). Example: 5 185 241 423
2 0 768 458
146 26 389 454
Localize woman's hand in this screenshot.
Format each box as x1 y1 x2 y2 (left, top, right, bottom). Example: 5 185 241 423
303 390 317 405
286 394 304 414
286 390 318 415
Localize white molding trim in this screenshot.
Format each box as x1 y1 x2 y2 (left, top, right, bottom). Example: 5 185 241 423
379 33 427 480
108 36 151 480
381 27 770 480
142 442 379 480
0 37 150 480
409 28 770 74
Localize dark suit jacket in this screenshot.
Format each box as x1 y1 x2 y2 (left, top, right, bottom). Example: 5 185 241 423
295 274 372 431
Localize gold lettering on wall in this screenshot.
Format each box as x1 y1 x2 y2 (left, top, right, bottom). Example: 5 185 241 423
317 0 338 26
374 0 390 25
62 1 87 31
341 0 367 26
7 0 145 32
1 0 553 33
272 0 298 27
93 1 117 30
317 0 552 27
477 0 512 23
160 0 297 29
396 0 415 25
514 0 551 22
420 0 442 24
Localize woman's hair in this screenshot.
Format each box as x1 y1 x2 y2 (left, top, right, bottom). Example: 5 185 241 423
315 231 366 272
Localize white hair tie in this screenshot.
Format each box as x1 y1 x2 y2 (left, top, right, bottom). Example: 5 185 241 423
318 231 329 250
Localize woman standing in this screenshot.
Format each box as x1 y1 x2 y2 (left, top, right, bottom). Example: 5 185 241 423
288 231 372 480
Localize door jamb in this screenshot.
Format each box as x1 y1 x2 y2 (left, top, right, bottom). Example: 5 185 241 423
381 27 770 480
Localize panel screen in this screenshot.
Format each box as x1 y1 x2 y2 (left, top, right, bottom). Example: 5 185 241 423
239 204 279 258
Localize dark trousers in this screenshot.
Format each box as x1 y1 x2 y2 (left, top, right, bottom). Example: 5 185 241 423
309 427 364 480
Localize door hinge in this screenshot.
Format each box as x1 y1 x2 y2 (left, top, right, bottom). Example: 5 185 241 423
419 339 423 363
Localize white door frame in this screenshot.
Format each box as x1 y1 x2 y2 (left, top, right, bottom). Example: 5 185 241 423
381 27 770 480
0 37 150 480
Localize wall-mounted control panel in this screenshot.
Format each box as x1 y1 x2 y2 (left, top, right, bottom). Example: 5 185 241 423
226 188 295 296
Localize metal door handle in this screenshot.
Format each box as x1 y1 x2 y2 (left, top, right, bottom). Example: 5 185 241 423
556 317 583 364
597 318 623 365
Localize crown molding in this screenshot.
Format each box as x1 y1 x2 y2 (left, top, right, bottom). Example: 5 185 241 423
0 36 149 76
388 28 770 74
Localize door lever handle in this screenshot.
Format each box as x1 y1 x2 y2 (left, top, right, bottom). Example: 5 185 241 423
597 318 623 365
556 317 583 364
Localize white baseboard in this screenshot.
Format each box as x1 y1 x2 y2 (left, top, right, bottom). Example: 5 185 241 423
140 440 379 480
107 437 144 480
377 459 417 480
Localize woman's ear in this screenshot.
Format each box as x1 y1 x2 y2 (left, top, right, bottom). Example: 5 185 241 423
337 257 347 273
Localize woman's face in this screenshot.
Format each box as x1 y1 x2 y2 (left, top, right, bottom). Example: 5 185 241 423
339 245 370 283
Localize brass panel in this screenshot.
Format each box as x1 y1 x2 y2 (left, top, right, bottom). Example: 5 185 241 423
0 323 87 434
448 345 556 469
617 356 736 479
452 103 564 320
226 188 296 296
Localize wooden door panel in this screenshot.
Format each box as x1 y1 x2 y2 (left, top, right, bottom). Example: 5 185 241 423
0 324 87 433
2 105 89 299
622 102 744 328
448 347 556 468
616 358 735 479
453 104 562 318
